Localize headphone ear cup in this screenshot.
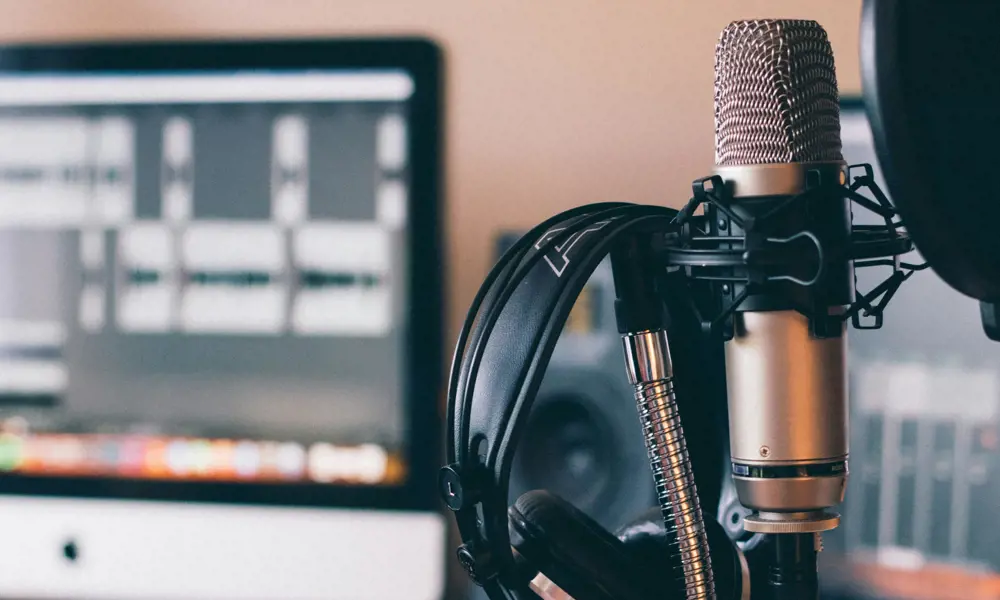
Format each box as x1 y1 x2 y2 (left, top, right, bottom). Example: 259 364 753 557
507 490 654 600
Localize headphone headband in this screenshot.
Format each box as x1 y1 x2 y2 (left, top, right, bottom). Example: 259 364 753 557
440 203 677 597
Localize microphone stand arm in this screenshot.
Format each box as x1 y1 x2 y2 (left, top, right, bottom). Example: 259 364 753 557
767 533 820 600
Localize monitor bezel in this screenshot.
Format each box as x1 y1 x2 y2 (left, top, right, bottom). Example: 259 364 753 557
0 37 444 512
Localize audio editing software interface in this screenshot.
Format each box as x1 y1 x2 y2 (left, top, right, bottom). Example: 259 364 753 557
0 71 413 486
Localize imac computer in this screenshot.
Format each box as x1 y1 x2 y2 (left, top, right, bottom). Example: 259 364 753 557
0 39 445 599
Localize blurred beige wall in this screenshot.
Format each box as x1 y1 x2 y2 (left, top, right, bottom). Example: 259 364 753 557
0 0 863 341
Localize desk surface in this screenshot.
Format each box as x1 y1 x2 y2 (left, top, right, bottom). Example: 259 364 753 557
823 554 1000 600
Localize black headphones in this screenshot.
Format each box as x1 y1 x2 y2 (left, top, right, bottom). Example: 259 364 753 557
438 202 746 600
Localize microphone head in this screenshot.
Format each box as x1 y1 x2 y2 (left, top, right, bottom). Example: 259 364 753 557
714 19 843 166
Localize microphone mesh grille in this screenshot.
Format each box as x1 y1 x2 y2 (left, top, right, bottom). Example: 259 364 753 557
714 19 843 165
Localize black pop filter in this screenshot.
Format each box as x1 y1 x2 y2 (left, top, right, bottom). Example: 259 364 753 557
861 0 1000 318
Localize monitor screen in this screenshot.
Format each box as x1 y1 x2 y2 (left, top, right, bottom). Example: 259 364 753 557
0 66 437 500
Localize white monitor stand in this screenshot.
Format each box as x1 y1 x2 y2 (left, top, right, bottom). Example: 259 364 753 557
0 497 446 600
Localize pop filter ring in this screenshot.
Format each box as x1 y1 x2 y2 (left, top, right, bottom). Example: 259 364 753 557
861 0 1000 303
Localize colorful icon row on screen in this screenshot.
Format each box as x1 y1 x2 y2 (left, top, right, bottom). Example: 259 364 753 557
0 433 392 484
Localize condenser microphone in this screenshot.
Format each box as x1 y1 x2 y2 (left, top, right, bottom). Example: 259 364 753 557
713 19 850 543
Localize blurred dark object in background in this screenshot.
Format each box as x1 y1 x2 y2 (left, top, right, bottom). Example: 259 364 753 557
861 0 1000 339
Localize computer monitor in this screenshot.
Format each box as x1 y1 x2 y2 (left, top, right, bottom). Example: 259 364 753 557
0 39 445 600
822 100 1000 599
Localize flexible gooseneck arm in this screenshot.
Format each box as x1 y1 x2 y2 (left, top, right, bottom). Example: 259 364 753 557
611 239 717 600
